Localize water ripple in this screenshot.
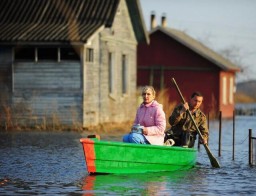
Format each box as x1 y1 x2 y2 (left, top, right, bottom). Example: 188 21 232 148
1 118 256 195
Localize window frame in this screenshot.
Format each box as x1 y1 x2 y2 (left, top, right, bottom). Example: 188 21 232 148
86 48 94 63
222 76 227 105
108 52 115 95
229 77 234 104
121 54 128 95
14 46 81 62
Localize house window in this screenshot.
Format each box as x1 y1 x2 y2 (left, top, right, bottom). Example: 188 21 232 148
108 52 115 94
86 48 94 62
229 77 234 104
61 47 80 61
14 46 81 62
222 77 227 105
121 54 128 94
38 48 58 61
15 47 35 61
0 47 12 63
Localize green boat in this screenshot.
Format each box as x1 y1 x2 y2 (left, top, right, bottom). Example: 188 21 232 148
80 137 197 174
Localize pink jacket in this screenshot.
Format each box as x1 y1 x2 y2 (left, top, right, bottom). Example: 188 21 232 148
134 100 166 145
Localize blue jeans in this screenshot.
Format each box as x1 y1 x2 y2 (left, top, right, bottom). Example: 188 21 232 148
123 133 150 144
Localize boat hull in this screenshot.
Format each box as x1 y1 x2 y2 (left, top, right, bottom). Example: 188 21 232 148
80 138 197 174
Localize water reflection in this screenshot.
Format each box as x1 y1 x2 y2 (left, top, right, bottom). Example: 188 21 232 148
81 168 203 195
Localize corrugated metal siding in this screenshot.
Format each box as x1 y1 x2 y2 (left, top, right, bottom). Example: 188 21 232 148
0 0 119 42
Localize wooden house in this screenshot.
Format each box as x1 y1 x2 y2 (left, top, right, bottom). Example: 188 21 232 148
137 14 240 118
0 0 149 128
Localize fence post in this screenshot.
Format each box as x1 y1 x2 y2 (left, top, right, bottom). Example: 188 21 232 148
218 111 222 157
249 129 252 165
232 110 235 160
207 112 210 144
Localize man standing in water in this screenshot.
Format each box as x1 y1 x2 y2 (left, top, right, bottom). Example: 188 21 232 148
165 91 208 148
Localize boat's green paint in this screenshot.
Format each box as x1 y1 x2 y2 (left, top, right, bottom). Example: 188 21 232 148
81 138 197 174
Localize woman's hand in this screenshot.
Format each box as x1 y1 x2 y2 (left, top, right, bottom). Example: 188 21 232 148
143 127 148 135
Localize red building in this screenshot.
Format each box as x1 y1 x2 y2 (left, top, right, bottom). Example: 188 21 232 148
137 15 240 118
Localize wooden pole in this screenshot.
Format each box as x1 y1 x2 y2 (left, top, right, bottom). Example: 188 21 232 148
207 112 210 143
232 110 235 160
218 111 222 157
249 129 252 165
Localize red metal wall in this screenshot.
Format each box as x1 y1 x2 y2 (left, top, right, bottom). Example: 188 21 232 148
138 30 235 118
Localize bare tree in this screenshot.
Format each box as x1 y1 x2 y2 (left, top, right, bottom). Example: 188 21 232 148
219 46 253 82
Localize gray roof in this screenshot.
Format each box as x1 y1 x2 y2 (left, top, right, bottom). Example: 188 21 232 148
150 26 240 72
0 0 148 44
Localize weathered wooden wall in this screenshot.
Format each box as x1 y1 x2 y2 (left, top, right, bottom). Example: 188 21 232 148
0 47 12 101
13 61 82 125
0 0 139 128
82 0 138 127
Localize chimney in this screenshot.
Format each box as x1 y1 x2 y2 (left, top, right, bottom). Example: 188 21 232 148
150 11 157 30
161 13 167 28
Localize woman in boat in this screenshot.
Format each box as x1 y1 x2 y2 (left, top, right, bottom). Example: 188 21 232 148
123 86 166 145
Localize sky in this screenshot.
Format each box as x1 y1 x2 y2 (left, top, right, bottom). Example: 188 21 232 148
140 0 256 83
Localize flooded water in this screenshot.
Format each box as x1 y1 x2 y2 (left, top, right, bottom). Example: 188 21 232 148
1 115 256 195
